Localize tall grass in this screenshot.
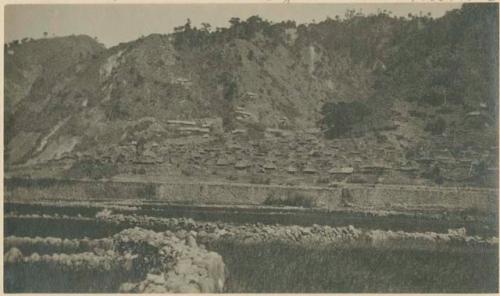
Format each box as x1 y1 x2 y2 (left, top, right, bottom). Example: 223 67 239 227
210 241 498 293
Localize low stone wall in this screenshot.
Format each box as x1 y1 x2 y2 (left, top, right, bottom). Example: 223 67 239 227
4 178 498 214
4 227 226 293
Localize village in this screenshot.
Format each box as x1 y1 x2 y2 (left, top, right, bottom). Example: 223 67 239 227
10 112 495 190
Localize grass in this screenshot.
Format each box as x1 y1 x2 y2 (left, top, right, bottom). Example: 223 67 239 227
210 241 499 293
7 239 497 293
4 213 498 293
4 262 139 293
66 160 118 180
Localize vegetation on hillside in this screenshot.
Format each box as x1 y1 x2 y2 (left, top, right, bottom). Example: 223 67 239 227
320 102 370 139
3 4 498 166
379 4 498 110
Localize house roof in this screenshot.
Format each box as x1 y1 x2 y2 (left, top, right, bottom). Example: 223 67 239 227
216 158 230 166
263 162 277 170
235 160 251 169
303 166 317 173
329 167 354 174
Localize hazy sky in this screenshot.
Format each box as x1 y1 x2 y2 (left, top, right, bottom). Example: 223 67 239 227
5 3 463 47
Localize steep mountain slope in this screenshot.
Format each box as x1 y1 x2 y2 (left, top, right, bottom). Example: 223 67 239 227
4 35 106 162
4 4 498 168
4 35 105 113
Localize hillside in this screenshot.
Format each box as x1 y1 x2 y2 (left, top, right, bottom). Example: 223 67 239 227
4 35 105 113
4 4 498 187
4 35 106 160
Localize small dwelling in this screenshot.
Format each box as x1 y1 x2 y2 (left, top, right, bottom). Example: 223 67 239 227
216 158 230 166
328 167 354 175
263 161 277 170
303 165 317 174
235 160 251 170
286 165 298 174
329 167 354 181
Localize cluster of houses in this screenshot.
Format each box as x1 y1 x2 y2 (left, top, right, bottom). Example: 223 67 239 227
128 131 409 183
52 120 497 186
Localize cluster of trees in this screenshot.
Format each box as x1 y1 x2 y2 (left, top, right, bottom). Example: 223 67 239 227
379 4 498 110
320 101 370 139
5 37 35 47
319 4 497 138
172 16 296 50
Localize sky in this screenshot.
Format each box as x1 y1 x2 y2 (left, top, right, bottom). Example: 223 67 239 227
5 3 463 48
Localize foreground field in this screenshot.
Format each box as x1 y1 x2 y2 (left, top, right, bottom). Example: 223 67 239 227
4 200 498 293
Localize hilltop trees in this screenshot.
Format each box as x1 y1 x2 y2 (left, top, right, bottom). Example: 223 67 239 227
172 15 290 50
381 4 498 110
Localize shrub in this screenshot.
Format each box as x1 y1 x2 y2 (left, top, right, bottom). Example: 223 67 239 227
347 175 368 184
320 101 370 139
421 165 444 184
226 175 238 181
137 184 156 199
66 159 118 180
181 167 195 177
247 122 266 140
247 49 254 60
315 176 330 184
132 168 146 175
249 175 271 185
263 192 316 208
424 117 446 135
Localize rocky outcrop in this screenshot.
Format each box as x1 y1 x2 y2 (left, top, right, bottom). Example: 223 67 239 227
114 227 226 293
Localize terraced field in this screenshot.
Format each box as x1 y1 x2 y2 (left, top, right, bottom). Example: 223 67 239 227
4 199 498 293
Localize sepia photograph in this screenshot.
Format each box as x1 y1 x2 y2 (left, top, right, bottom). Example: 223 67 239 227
2 1 499 293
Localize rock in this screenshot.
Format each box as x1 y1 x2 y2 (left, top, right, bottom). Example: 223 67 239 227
41 254 51 262
94 248 106 256
5 247 23 264
186 235 197 248
175 258 194 274
145 283 168 293
119 282 138 293
197 277 215 292
300 228 312 236
176 229 188 239
448 227 467 237
30 252 41 262
146 273 166 285
177 284 200 293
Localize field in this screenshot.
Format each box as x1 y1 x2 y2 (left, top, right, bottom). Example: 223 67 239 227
4 192 499 293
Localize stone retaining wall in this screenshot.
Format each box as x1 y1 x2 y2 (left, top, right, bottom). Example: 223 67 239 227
4 178 498 213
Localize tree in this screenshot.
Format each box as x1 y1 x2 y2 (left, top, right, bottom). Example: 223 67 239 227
184 18 192 31
229 17 240 27
201 22 211 33
320 101 370 138
424 117 446 135
43 31 48 38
